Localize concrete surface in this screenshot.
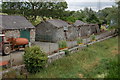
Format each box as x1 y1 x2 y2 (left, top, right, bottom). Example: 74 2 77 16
34 42 59 54
0 51 24 66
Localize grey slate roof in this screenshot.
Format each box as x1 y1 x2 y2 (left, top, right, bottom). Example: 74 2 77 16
0 15 35 30
74 20 88 26
46 19 70 28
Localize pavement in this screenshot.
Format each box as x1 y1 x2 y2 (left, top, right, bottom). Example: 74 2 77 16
0 51 24 66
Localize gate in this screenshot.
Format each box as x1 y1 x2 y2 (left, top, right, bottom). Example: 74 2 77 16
0 36 2 51
20 29 30 41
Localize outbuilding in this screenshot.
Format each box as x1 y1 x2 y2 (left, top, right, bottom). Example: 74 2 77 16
36 19 77 42
74 20 100 37
89 23 100 34
0 15 35 43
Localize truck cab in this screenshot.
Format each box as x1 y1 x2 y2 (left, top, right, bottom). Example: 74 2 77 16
0 34 11 55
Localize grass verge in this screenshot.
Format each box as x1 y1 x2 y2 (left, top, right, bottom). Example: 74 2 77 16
2 36 119 78
28 36 118 78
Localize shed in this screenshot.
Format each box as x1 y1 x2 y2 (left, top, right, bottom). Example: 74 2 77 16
36 19 77 42
0 15 35 42
74 20 100 37
89 24 100 34
74 20 91 37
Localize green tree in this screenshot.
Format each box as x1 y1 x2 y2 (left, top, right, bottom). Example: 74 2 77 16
2 1 68 25
97 6 118 25
70 8 99 23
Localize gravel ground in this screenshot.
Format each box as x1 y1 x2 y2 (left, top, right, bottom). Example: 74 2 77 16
0 51 24 66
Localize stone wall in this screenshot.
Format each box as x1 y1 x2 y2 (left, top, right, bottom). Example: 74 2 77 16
54 28 66 42
3 30 20 41
36 22 66 42
90 25 100 34
77 24 100 37
30 29 35 42
80 25 91 37
36 22 54 42
66 26 78 41
3 29 35 42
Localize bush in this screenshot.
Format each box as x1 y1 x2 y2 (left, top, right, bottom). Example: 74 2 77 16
23 46 48 73
61 16 77 23
77 38 83 44
58 40 67 49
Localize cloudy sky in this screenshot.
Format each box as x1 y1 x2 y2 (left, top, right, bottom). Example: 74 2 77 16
0 0 117 11
65 0 116 11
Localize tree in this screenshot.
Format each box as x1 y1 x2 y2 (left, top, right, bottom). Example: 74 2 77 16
2 1 68 25
97 6 118 25
70 8 99 23
86 14 99 23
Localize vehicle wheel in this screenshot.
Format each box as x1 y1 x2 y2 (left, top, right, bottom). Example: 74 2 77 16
3 45 11 55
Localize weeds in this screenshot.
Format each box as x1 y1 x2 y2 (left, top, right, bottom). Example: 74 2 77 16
58 40 67 49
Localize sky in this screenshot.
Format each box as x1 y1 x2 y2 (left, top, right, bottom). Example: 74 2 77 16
65 0 116 11
0 0 117 12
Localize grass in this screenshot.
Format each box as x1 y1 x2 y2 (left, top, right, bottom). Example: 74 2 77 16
26 36 118 78
76 38 83 44
58 40 67 49
3 36 119 78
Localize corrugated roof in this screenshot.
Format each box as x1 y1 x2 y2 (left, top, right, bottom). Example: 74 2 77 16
46 19 70 28
0 15 35 30
74 20 88 26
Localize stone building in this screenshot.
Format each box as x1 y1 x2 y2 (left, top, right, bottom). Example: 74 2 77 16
66 24 78 41
74 20 100 37
89 23 100 34
36 19 77 42
0 29 2 51
0 15 35 43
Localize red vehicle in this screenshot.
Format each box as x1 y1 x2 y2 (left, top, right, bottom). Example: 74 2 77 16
0 34 29 55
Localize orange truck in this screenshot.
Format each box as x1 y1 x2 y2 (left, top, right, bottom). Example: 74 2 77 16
0 34 29 55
